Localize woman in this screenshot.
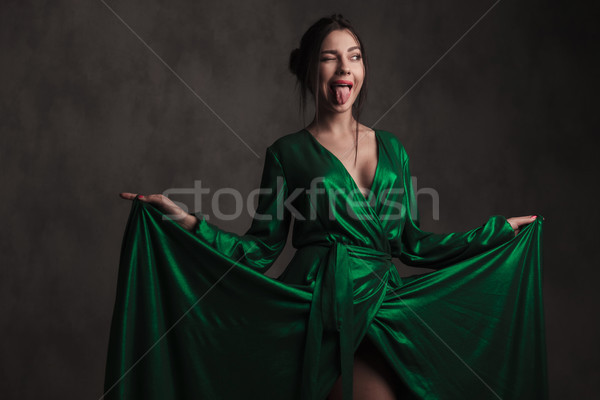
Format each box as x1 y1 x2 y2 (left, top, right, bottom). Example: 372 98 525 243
108 14 547 400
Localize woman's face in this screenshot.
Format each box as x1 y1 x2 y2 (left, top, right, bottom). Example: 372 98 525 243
317 29 365 112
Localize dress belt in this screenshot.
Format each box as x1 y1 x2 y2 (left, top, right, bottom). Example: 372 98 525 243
300 236 392 400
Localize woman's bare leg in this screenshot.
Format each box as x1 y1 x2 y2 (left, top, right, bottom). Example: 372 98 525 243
327 338 399 400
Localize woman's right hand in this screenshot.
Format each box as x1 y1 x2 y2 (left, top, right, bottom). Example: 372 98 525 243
119 192 198 231
506 215 545 236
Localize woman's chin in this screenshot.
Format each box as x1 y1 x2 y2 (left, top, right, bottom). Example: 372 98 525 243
331 100 355 111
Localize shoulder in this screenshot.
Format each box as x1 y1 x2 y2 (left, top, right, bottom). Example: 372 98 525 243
267 129 305 156
262 129 308 165
375 129 409 162
268 129 305 151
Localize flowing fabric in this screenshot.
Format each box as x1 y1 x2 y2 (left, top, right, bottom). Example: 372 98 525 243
103 129 548 399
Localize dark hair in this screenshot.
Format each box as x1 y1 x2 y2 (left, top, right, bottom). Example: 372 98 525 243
289 14 369 165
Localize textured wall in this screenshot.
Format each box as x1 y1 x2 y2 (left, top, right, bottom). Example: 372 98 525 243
1 0 597 398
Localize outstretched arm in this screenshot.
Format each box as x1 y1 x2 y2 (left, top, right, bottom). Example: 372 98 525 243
119 146 292 273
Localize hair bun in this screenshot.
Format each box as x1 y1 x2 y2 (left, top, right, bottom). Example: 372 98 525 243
289 47 301 77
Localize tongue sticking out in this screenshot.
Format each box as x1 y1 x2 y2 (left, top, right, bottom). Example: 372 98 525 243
333 86 351 105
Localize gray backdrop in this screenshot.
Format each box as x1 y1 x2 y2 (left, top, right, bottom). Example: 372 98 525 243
1 0 597 398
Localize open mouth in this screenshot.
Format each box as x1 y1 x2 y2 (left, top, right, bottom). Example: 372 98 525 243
329 82 353 105
329 82 353 92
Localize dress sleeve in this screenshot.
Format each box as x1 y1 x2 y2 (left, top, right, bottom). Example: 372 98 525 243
394 152 515 269
190 146 292 273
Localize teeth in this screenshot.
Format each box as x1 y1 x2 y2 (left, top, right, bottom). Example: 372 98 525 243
331 84 352 87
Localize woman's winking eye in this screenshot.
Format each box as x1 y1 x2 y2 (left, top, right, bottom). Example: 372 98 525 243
320 53 362 62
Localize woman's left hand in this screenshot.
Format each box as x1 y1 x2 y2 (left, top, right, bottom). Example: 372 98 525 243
507 215 544 236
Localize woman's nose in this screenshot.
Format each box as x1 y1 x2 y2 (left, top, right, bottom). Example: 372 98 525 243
337 63 350 75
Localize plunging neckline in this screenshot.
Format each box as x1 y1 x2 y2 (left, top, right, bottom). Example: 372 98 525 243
303 128 382 205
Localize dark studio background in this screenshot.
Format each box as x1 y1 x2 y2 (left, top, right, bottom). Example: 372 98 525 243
1 0 598 398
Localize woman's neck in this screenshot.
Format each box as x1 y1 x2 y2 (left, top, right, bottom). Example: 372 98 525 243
306 109 358 137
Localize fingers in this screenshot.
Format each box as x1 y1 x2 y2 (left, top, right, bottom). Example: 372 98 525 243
507 214 546 234
141 194 167 206
118 193 185 223
518 215 538 225
119 192 170 208
119 192 138 200
119 192 155 201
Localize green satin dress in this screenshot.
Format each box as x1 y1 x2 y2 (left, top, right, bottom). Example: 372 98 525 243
104 128 548 400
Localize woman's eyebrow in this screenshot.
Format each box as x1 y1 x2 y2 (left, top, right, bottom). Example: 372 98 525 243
320 46 361 54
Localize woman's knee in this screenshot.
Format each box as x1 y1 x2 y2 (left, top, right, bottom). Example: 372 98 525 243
327 339 399 400
353 342 397 399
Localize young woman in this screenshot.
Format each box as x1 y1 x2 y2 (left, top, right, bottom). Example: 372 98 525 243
109 14 547 400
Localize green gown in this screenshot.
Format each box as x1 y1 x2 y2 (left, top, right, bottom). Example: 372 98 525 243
104 128 548 400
